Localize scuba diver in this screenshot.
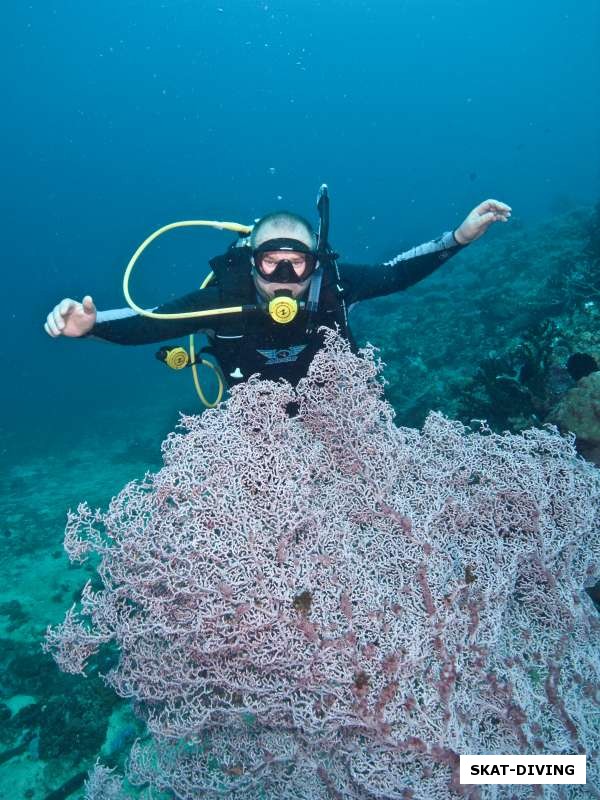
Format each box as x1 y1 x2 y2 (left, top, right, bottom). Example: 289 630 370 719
44 188 511 407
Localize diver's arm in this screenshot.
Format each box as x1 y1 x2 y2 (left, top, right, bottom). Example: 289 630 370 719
340 230 466 304
340 199 512 304
86 287 224 345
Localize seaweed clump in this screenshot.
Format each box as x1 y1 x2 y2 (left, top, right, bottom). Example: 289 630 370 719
458 319 569 430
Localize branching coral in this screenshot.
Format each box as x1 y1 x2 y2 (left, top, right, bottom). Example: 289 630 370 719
45 330 600 799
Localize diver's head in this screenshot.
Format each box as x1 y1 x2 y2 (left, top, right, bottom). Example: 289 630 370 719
250 211 318 301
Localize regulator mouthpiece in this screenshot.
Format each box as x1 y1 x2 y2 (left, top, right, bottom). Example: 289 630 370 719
268 293 298 324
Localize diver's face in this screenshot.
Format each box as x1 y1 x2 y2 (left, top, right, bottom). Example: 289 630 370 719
252 226 316 301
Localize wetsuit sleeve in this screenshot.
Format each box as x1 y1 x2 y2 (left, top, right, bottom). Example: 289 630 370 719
87 286 224 345
339 230 467 305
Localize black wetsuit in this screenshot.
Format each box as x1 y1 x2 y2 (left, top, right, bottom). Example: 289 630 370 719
90 230 466 389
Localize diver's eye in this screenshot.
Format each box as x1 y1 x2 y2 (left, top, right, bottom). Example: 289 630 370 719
259 257 281 273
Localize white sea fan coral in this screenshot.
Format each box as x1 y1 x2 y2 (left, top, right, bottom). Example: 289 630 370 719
46 330 600 799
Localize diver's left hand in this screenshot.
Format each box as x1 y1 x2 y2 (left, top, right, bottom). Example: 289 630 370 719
454 199 512 244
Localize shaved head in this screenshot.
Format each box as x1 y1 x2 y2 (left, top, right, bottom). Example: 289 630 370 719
251 211 316 251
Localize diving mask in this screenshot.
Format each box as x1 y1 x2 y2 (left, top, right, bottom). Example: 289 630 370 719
252 238 318 283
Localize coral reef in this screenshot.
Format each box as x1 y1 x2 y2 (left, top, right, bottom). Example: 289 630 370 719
351 205 600 442
458 320 563 430
45 332 600 799
548 371 600 465
2 205 599 797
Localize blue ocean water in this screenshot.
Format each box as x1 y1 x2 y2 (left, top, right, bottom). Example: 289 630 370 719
2 0 599 453
1 1 599 797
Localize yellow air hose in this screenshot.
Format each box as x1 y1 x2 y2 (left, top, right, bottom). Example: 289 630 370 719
122 219 253 408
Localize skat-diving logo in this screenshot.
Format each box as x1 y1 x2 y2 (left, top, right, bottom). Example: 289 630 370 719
256 344 308 365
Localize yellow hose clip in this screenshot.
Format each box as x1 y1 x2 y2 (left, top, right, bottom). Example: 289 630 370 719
268 295 298 324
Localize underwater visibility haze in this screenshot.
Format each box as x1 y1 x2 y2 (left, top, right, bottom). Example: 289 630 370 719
1 0 600 797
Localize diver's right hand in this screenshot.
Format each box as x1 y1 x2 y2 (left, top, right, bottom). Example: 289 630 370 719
44 296 97 338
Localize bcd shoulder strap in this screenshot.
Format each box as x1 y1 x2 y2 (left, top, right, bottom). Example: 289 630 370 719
208 246 255 304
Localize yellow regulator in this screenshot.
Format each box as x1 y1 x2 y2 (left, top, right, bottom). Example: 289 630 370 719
268 295 298 324
164 347 190 370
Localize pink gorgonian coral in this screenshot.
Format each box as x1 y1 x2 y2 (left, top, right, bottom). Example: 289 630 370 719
45 330 600 799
